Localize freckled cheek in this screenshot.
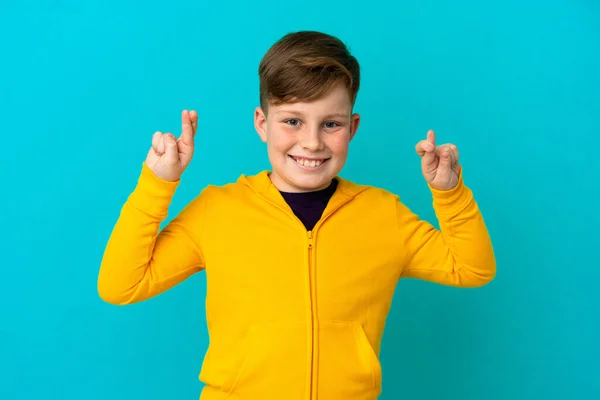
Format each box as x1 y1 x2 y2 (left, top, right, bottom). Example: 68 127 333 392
325 137 350 155
270 135 296 155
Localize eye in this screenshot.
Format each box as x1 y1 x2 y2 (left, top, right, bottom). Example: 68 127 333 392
285 119 300 126
324 121 340 129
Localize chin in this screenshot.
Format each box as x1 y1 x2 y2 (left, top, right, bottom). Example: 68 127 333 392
268 155 343 192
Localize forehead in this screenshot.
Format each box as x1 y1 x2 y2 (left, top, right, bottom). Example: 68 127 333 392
270 85 352 117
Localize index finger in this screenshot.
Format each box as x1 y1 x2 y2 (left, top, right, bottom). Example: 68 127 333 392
190 110 198 135
415 139 434 156
180 109 196 146
426 129 436 146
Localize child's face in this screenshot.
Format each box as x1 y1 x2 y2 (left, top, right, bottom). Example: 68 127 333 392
254 84 360 193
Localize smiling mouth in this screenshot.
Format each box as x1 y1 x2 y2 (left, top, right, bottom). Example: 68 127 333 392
289 155 329 168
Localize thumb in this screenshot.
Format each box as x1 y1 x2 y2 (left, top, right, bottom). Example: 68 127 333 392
163 134 180 167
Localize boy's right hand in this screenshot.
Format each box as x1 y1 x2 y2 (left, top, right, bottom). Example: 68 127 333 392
145 110 198 182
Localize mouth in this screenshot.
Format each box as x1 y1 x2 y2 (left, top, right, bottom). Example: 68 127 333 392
289 155 330 170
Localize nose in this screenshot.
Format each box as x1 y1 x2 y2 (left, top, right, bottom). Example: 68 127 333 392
299 126 324 151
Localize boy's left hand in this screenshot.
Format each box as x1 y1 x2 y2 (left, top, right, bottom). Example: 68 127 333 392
415 130 461 191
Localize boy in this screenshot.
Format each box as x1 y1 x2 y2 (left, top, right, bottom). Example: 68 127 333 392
98 31 495 400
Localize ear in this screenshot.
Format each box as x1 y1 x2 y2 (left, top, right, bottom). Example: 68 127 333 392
254 107 268 143
349 113 360 141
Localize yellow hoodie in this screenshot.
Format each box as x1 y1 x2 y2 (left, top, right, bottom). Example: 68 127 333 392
98 163 495 400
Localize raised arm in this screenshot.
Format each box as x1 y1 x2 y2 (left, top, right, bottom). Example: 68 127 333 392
97 110 206 305
397 130 496 287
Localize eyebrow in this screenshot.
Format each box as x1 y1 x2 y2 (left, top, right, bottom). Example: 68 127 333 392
277 110 350 119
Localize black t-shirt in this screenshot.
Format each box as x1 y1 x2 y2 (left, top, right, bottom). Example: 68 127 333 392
279 179 338 231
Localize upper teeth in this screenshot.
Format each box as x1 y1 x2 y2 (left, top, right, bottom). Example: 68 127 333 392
294 158 323 167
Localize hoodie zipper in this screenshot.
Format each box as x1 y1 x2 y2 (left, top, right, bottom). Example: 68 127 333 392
306 230 315 400
254 187 354 400
253 194 319 399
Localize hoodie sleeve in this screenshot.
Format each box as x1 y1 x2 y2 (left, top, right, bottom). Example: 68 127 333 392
396 170 496 287
97 162 206 305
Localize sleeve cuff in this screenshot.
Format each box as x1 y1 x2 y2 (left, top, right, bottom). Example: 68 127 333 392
138 161 180 194
127 162 180 219
428 168 472 212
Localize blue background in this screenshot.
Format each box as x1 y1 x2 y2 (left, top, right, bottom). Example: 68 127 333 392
1 0 599 399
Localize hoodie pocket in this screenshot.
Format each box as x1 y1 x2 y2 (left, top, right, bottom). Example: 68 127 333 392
200 320 308 399
317 320 383 399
